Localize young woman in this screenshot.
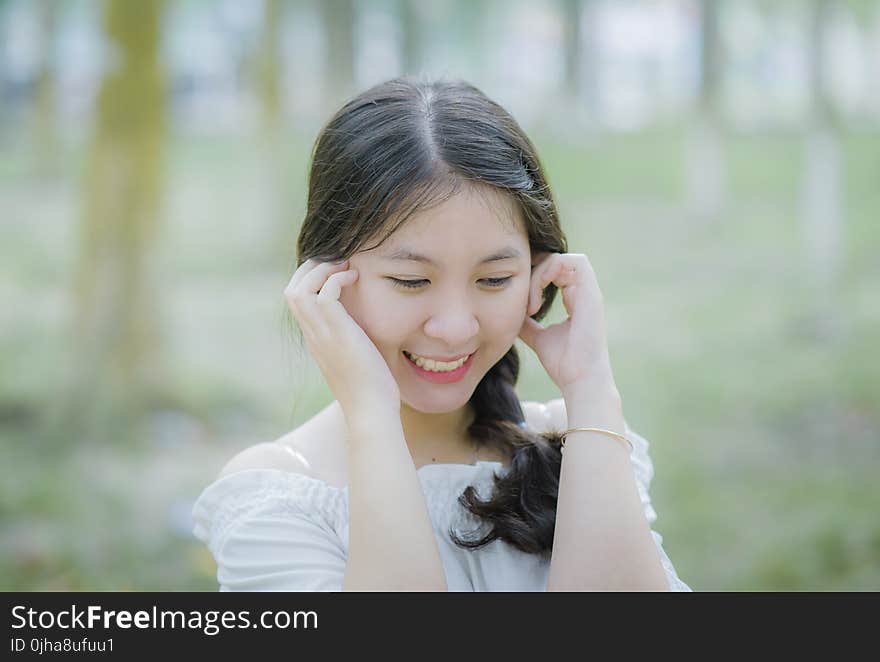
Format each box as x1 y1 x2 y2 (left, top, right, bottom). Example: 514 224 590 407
192 76 692 592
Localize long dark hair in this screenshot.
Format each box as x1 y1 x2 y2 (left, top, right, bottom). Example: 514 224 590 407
294 75 568 557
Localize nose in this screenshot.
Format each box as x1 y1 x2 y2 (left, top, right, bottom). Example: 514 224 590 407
422 296 480 349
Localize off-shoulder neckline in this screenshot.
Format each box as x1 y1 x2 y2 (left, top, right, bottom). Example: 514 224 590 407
346 459 508 491
209 460 508 495
417 460 505 471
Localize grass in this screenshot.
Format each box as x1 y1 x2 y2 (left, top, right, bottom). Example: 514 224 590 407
1 123 877 591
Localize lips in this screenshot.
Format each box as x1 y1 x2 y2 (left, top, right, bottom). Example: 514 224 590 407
404 350 473 363
403 348 475 383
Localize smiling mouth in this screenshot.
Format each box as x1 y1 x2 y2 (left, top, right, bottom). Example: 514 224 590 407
402 350 476 371
403 350 474 363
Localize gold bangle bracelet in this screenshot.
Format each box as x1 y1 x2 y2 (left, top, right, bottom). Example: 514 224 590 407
560 427 634 453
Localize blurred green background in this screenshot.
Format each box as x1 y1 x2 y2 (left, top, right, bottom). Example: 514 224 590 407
1 0 878 591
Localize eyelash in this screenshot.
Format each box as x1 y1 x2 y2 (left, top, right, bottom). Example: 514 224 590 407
388 277 512 290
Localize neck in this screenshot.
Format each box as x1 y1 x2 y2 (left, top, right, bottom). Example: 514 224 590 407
329 399 484 467
399 401 477 465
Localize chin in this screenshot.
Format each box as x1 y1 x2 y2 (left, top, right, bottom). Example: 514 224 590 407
400 392 473 415
399 377 481 413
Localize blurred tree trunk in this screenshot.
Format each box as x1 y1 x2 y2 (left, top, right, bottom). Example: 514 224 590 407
871 6 880 115
318 0 356 113
562 0 582 95
64 0 168 441
259 0 289 257
801 0 844 341
686 0 726 222
259 0 282 137
560 0 598 134
32 0 61 176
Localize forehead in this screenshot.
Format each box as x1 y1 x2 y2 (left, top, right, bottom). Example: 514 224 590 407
379 183 526 251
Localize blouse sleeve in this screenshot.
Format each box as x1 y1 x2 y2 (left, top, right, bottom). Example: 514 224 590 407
192 469 348 592
623 422 694 592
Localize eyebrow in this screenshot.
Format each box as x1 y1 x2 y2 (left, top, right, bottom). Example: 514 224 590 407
380 247 523 266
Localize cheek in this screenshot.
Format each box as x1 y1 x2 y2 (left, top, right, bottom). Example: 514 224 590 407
514 275 531 302
338 280 404 347
339 275 529 349
484 285 530 332
492 301 528 334
504 277 532 318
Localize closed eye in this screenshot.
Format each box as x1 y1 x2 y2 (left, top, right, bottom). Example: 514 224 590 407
388 277 512 290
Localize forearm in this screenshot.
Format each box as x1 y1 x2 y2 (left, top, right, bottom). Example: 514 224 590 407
341 410 448 591
547 381 669 591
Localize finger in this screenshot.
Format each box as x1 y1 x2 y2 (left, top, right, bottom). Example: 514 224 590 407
303 262 350 317
529 255 563 315
518 315 544 350
311 269 359 339
284 257 321 297
302 259 350 295
533 254 591 315
285 260 350 338
285 260 349 309
285 258 348 299
316 268 358 306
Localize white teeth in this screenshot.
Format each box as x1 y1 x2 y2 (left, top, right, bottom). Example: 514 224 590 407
405 351 470 372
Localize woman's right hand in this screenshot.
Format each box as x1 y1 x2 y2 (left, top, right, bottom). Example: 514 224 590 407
284 258 401 420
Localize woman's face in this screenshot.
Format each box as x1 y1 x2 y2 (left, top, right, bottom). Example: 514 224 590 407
339 184 534 413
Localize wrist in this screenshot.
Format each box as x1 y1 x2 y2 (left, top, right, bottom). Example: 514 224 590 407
342 395 399 422
343 409 409 470
344 405 401 437
561 382 625 433
561 374 621 407
560 358 618 396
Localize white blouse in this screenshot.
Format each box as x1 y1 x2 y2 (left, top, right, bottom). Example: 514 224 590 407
192 407 693 592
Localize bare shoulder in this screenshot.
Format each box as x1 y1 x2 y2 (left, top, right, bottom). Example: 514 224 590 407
217 440 313 481
217 401 346 483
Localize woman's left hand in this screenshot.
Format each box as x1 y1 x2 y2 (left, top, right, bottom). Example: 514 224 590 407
518 252 618 395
